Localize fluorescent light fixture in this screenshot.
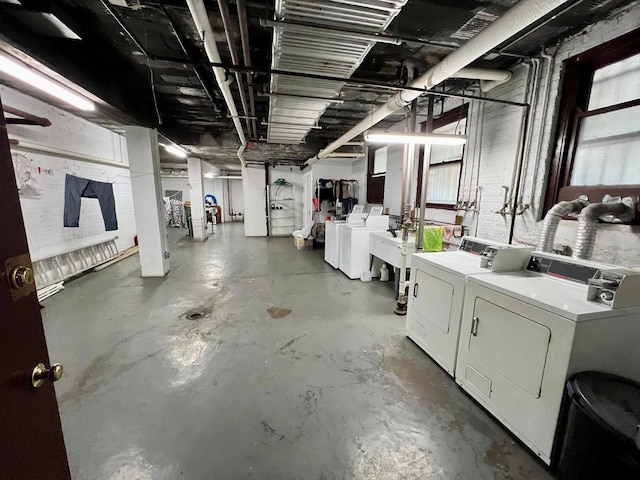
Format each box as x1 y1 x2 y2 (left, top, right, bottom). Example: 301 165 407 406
203 172 215 179
364 130 467 145
164 144 187 158
0 52 94 110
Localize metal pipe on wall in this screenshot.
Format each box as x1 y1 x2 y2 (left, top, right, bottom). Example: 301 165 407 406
217 0 254 141
399 100 418 225
313 0 569 162
507 105 530 244
416 96 435 252
528 49 556 208
516 57 542 213
506 60 535 213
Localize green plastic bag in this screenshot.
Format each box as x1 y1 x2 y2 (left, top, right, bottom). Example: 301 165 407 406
423 225 444 252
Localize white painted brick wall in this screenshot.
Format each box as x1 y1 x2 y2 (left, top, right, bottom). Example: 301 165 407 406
161 177 190 202
4 85 136 260
229 179 244 215
450 0 640 265
242 165 267 236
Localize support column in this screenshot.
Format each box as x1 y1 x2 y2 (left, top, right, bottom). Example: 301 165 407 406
188 157 207 241
125 126 170 277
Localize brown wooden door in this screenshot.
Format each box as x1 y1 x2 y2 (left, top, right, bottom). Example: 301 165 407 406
0 97 71 477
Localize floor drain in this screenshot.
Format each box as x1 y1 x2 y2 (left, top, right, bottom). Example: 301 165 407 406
187 312 204 320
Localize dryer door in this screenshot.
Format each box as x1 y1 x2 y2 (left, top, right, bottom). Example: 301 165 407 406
468 297 551 398
413 268 455 334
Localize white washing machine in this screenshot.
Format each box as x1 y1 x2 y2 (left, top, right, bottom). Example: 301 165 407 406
324 220 346 268
455 252 640 465
406 237 533 376
339 214 389 280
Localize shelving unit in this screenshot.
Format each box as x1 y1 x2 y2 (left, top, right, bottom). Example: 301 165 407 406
267 184 296 237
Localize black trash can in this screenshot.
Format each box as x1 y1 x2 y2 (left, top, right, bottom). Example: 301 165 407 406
556 372 640 480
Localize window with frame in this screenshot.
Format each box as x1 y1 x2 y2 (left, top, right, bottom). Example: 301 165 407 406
366 146 387 204
417 103 468 208
545 29 640 220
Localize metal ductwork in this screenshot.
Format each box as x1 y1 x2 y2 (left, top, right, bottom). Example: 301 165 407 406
185 0 247 164
536 196 588 252
312 0 570 163
265 0 409 145
572 196 638 260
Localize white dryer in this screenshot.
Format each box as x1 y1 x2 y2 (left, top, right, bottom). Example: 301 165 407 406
455 252 640 465
406 237 533 376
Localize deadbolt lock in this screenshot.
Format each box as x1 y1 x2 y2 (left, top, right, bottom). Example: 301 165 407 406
31 363 64 388
11 266 34 289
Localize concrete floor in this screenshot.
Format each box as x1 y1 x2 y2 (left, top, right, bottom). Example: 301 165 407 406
42 223 555 480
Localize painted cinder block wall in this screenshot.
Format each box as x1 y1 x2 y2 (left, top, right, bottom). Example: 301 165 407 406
461 1 640 266
3 84 137 260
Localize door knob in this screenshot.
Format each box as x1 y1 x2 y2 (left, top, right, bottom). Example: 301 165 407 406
31 363 63 388
10 266 34 289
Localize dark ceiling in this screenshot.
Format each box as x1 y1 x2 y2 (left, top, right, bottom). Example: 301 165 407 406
0 0 634 169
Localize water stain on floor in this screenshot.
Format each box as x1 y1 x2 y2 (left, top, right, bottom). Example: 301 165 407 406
267 306 292 318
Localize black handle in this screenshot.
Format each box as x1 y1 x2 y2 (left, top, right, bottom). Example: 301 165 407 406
413 283 418 298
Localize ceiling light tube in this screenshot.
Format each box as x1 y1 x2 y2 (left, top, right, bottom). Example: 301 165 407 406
364 130 467 145
164 144 187 158
0 52 94 111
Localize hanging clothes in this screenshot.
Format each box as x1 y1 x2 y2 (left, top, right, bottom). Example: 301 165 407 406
164 197 184 227
63 174 118 231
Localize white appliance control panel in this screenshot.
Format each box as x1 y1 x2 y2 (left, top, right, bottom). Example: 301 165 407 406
587 269 640 308
458 237 498 255
479 245 534 271
526 253 605 285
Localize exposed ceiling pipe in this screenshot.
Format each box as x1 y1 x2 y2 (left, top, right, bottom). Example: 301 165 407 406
237 144 246 167
237 0 258 142
449 67 513 92
311 0 570 165
151 54 528 108
217 0 254 141
185 0 247 166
